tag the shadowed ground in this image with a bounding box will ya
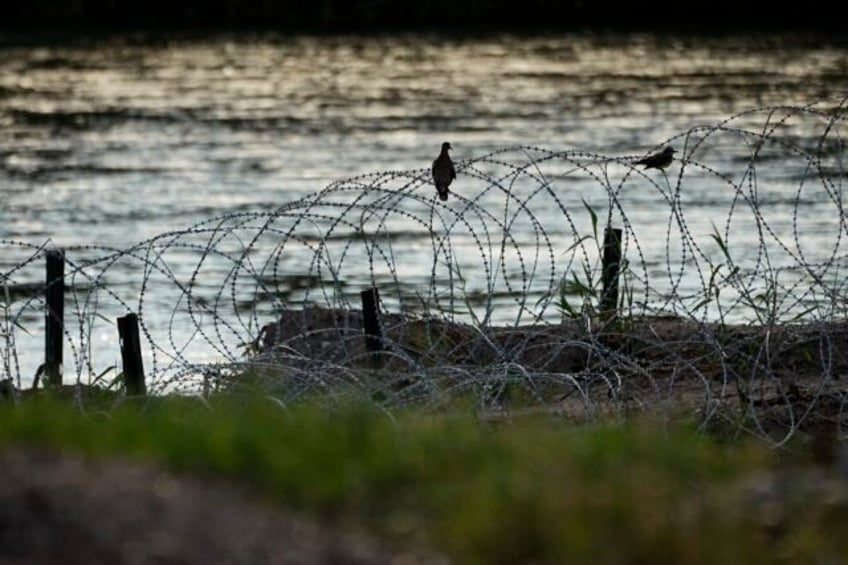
[252,308,848,433]
[0,449,441,565]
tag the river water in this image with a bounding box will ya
[2,32,848,388]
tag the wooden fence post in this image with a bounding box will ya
[599,227,622,318]
[360,288,384,363]
[117,313,146,396]
[44,249,64,387]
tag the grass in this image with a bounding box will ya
[2,394,847,563]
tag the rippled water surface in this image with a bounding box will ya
[2,34,846,241]
[2,32,848,384]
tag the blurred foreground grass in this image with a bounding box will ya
[2,396,847,563]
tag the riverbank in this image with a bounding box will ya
[248,307,848,435]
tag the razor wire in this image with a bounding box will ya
[2,99,848,439]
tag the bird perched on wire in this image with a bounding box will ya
[432,141,456,201]
[634,146,676,170]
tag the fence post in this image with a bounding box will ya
[117,313,146,396]
[360,288,384,364]
[44,249,64,387]
[599,227,622,318]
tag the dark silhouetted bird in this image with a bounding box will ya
[634,146,676,170]
[432,142,456,201]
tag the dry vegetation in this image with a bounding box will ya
[248,307,848,440]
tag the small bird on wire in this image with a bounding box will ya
[432,141,456,202]
[634,146,676,170]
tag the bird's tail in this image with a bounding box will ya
[438,188,448,201]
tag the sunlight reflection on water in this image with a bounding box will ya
[1,32,848,384]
